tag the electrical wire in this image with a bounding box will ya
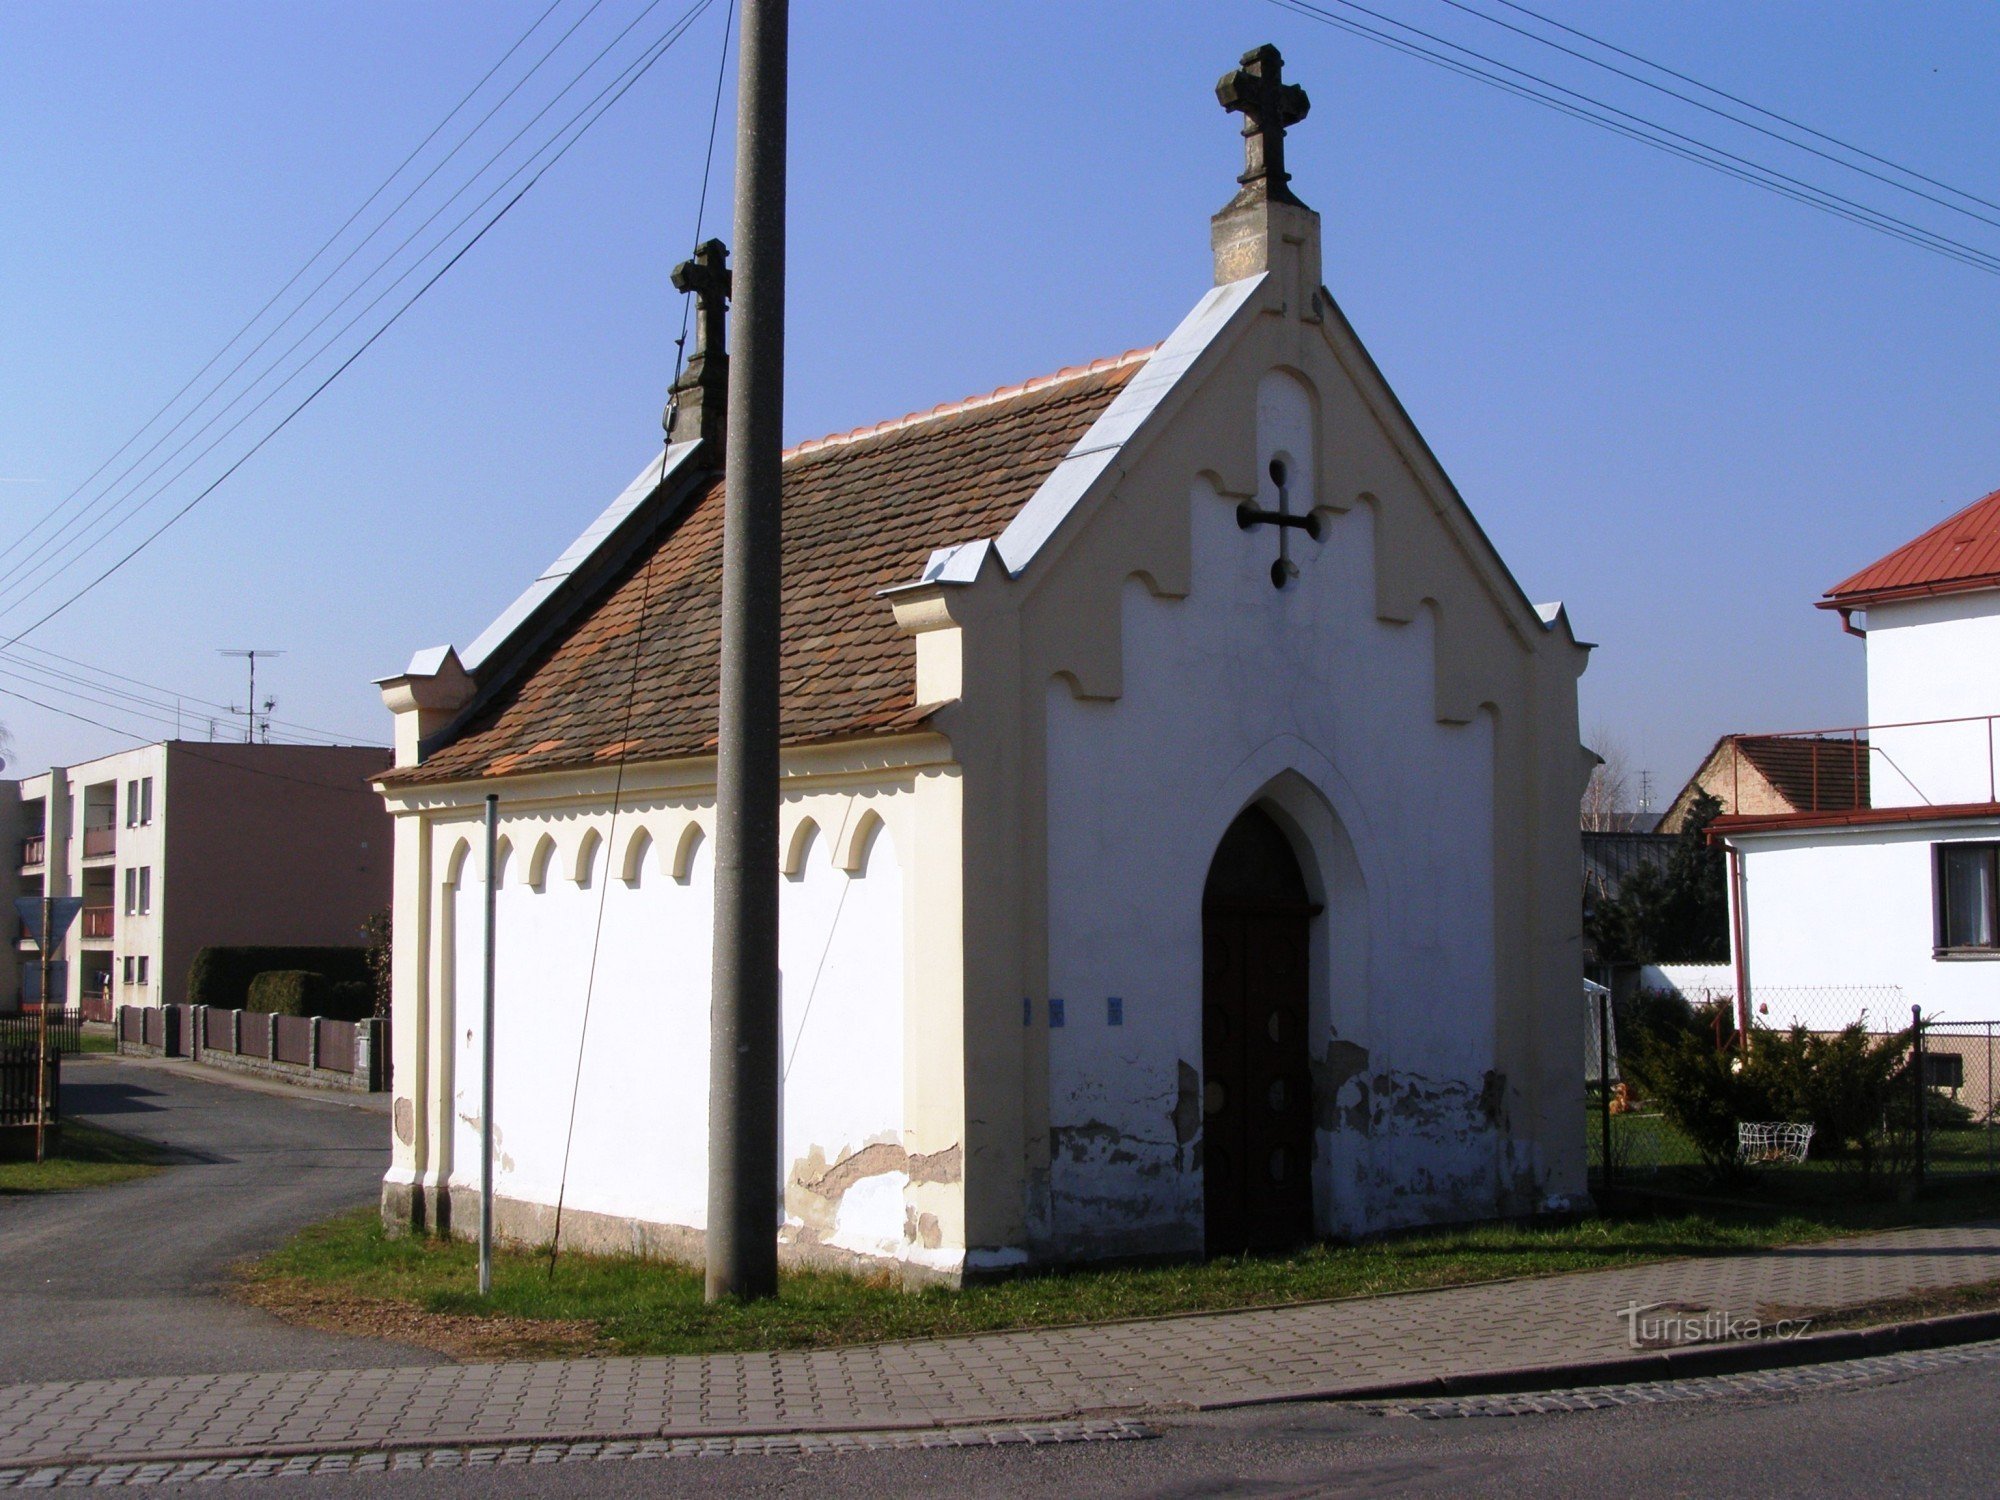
[1269,0,2000,278]
[0,0,717,650]
[547,0,735,1277]
[0,0,683,618]
[1436,0,2000,235]
[0,0,579,579]
[2,641,358,742]
[1485,0,2000,219]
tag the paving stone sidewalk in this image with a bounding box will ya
[4,1221,1998,1468]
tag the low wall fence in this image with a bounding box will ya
[117,1004,386,1093]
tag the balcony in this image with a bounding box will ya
[1706,714,2000,823]
[19,835,44,868]
[81,906,114,941]
[81,827,116,860]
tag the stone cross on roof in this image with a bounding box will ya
[1216,44,1310,207]
[666,238,732,455]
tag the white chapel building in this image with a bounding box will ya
[374,47,1593,1281]
[1714,486,2000,1031]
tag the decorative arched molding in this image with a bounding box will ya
[782,816,820,879]
[667,820,706,883]
[490,834,513,888]
[620,826,653,886]
[526,832,557,892]
[573,827,602,887]
[836,807,891,875]
[441,836,472,890]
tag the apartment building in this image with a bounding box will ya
[0,742,392,1013]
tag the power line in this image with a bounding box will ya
[1269,0,2000,278]
[0,0,679,619]
[1484,0,2000,218]
[1435,0,2000,236]
[0,642,357,742]
[0,0,576,580]
[0,0,718,647]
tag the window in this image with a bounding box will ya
[125,782,137,827]
[121,956,134,985]
[138,867,151,915]
[137,956,149,986]
[140,777,153,826]
[123,868,136,915]
[126,778,153,827]
[1935,843,2000,953]
[123,867,152,916]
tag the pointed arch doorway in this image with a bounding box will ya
[1202,804,1319,1255]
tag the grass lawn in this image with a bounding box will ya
[0,1119,166,1194]
[237,1181,2000,1363]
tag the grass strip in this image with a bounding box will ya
[0,1118,167,1194]
[238,1183,2000,1362]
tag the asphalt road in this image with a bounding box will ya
[0,1054,443,1382]
[204,1352,2000,1498]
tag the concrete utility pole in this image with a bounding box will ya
[707,0,788,1304]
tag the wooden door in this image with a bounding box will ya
[1202,807,1316,1255]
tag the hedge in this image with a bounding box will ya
[187,946,369,1013]
[245,970,327,1019]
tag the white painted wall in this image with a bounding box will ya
[1863,594,2000,808]
[1043,369,1502,1255]
[442,791,911,1266]
[1731,820,2000,1028]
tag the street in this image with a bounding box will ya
[0,1055,438,1382]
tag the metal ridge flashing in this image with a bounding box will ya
[461,440,704,675]
[995,275,1266,576]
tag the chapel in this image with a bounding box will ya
[375,45,1593,1281]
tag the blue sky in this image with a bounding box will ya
[3,2,1999,806]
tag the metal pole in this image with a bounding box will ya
[1912,1004,1926,1192]
[35,895,50,1164]
[480,794,499,1297]
[707,0,787,1304]
[1598,988,1613,1192]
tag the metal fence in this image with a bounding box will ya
[1587,983,2000,1195]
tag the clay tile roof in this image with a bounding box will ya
[1733,734,1871,813]
[1823,486,2000,608]
[388,349,1152,787]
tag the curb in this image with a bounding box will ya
[1201,1306,2000,1409]
[17,1308,2000,1471]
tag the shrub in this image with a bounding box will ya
[245,970,329,1018]
[1621,1009,1760,1176]
[1750,1022,1911,1175]
[187,946,368,1012]
[322,980,374,1023]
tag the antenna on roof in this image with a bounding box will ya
[219,649,284,744]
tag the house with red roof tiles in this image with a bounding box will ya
[371,47,1592,1281]
[1710,488,2000,1036]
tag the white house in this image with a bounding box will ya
[373,46,1593,1282]
[1714,485,2000,1036]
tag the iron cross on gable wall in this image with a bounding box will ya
[1237,458,1321,589]
[1216,44,1310,205]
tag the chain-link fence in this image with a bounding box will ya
[1586,983,2000,1196]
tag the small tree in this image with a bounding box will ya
[362,908,392,1020]
[1587,791,1729,964]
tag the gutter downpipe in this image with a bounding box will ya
[1726,841,1752,1047]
